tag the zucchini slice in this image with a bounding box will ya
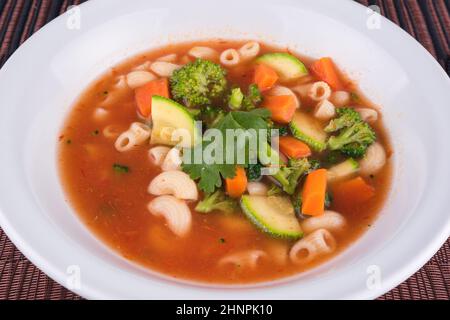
[327,158,359,182]
[290,111,328,152]
[150,96,199,148]
[240,195,303,239]
[256,53,308,81]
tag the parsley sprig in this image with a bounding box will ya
[182,109,271,193]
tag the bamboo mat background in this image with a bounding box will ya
[0,0,449,300]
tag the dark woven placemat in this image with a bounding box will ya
[0,0,449,300]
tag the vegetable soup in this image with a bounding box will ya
[59,40,392,284]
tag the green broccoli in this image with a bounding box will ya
[267,124,289,141]
[272,158,312,195]
[326,107,376,158]
[170,59,228,108]
[327,121,376,158]
[242,84,262,110]
[308,159,321,172]
[267,183,283,196]
[195,190,238,214]
[246,163,262,181]
[325,107,361,133]
[228,88,244,110]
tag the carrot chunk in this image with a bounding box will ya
[225,166,248,198]
[302,169,328,216]
[279,136,312,159]
[332,176,375,206]
[310,57,344,90]
[254,64,278,91]
[135,78,169,118]
[262,95,296,124]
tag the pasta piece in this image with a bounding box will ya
[314,99,336,120]
[114,122,151,152]
[149,146,171,166]
[148,171,198,200]
[188,46,219,60]
[219,250,267,269]
[238,41,260,61]
[150,61,181,77]
[355,108,378,123]
[220,49,240,67]
[308,81,331,101]
[133,61,151,71]
[330,91,351,107]
[247,182,268,196]
[115,131,137,152]
[267,85,300,109]
[92,107,109,121]
[301,211,347,235]
[126,70,156,89]
[147,195,192,237]
[103,125,123,139]
[129,122,152,143]
[112,75,128,90]
[157,53,178,62]
[161,147,182,171]
[359,142,386,176]
[291,83,312,99]
[289,229,336,265]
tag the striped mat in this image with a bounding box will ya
[0,0,449,300]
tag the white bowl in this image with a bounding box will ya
[0,0,449,300]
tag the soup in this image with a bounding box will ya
[59,40,392,284]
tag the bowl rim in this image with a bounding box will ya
[0,0,449,300]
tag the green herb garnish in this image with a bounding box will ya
[113,164,129,174]
[182,109,271,193]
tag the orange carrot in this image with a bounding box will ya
[135,78,169,118]
[332,176,375,206]
[310,57,344,90]
[279,136,312,159]
[302,169,328,216]
[254,64,278,91]
[262,95,296,124]
[225,166,248,198]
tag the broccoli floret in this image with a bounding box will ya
[308,159,321,172]
[292,191,303,218]
[228,87,244,110]
[328,121,376,158]
[170,59,228,108]
[326,107,376,158]
[195,190,238,214]
[242,84,262,110]
[272,158,311,195]
[267,120,289,140]
[246,163,262,181]
[324,150,344,166]
[325,107,361,133]
[267,125,289,141]
[267,183,283,196]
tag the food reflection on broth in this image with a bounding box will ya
[59,40,392,284]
